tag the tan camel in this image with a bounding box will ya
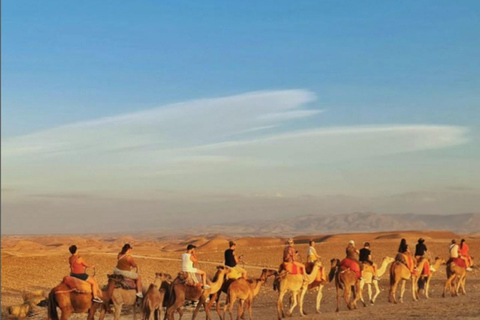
[301,261,328,314]
[359,256,394,305]
[389,256,427,304]
[443,259,467,298]
[98,275,147,320]
[142,273,172,320]
[47,281,105,320]
[165,266,231,320]
[329,258,363,312]
[223,269,277,320]
[417,257,445,299]
[276,259,322,320]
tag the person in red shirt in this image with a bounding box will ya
[459,239,473,271]
[69,245,103,303]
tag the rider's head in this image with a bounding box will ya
[229,241,236,249]
[349,240,355,247]
[288,238,294,246]
[187,244,196,252]
[120,243,132,255]
[69,245,77,255]
[364,242,370,248]
[451,239,457,244]
[309,240,315,246]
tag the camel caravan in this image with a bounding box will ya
[41,237,476,320]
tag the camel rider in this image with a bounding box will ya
[415,238,436,272]
[282,238,308,280]
[459,239,473,271]
[359,242,380,281]
[224,241,247,279]
[346,240,363,280]
[114,244,143,298]
[68,245,103,303]
[182,244,211,289]
[307,240,321,263]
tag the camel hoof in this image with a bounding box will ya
[335,308,339,313]
[316,310,321,314]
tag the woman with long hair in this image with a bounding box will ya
[459,239,473,271]
[113,244,143,297]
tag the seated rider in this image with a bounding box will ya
[415,238,436,273]
[224,241,247,279]
[449,239,459,259]
[113,244,143,298]
[182,244,211,289]
[459,239,473,272]
[359,242,380,281]
[397,238,414,270]
[68,245,103,303]
[346,240,363,280]
[307,240,321,263]
[282,238,308,280]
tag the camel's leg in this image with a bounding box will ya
[287,291,298,316]
[399,280,406,303]
[247,299,253,320]
[389,280,398,304]
[336,286,341,312]
[299,287,308,316]
[412,277,418,301]
[113,304,123,320]
[461,275,467,295]
[315,285,323,313]
[205,293,217,320]
[237,300,244,320]
[425,276,431,299]
[215,292,223,320]
[277,290,286,320]
[443,275,454,298]
[191,296,205,320]
[372,281,380,304]
[344,286,352,310]
[353,282,363,308]
[98,305,107,320]
[359,282,366,305]
[60,309,73,320]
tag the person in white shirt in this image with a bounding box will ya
[449,239,459,258]
[307,240,321,262]
[181,244,211,289]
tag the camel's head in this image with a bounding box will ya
[434,257,447,265]
[383,256,395,264]
[260,268,278,282]
[330,258,340,268]
[155,272,173,282]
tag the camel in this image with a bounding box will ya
[98,274,147,320]
[302,261,328,314]
[359,256,394,305]
[443,259,467,298]
[329,258,363,312]
[389,256,427,304]
[47,280,105,320]
[142,273,172,320]
[275,259,322,320]
[417,257,445,299]
[223,269,277,320]
[165,265,231,320]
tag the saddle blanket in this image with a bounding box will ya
[62,276,92,293]
[447,258,467,268]
[283,262,304,275]
[107,274,136,290]
[340,258,361,279]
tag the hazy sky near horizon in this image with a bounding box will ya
[2,1,480,234]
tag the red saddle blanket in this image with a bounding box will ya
[107,274,137,290]
[340,258,361,279]
[62,276,92,293]
[283,262,304,275]
[447,258,467,268]
[422,260,431,276]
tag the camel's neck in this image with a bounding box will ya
[307,264,321,283]
[208,272,225,293]
[432,260,443,271]
[250,279,264,297]
[377,259,391,277]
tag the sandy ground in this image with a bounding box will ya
[2,231,480,319]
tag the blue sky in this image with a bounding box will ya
[2,1,480,234]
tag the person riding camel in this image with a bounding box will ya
[345,240,363,280]
[415,238,436,273]
[113,244,143,298]
[68,245,103,303]
[396,238,415,272]
[307,240,321,263]
[182,244,211,289]
[459,239,473,271]
[224,241,247,279]
[359,242,380,281]
[281,238,308,280]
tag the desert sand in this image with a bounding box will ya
[2,231,480,319]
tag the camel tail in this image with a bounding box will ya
[47,290,58,320]
[389,264,395,286]
[328,260,338,283]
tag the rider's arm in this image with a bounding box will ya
[78,257,93,268]
[233,251,239,264]
[190,254,199,264]
[128,256,138,268]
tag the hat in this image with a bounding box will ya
[349,240,355,245]
[187,244,197,250]
[288,238,294,244]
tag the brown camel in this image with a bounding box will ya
[47,280,105,320]
[443,259,467,298]
[276,259,322,320]
[359,256,394,305]
[417,257,445,299]
[142,273,172,320]
[389,256,427,304]
[98,275,147,320]
[329,258,363,312]
[165,265,231,320]
[223,269,277,320]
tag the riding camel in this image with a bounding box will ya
[389,256,427,304]
[359,256,394,305]
[142,273,172,320]
[329,258,363,312]
[47,276,105,320]
[275,259,322,320]
[443,258,467,298]
[303,261,328,314]
[223,269,277,320]
[417,257,445,299]
[165,265,231,320]
[98,274,147,320]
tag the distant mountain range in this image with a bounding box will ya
[189,212,480,236]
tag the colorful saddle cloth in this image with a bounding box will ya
[339,258,361,279]
[107,274,136,290]
[305,262,324,282]
[62,276,92,293]
[447,258,467,268]
[282,262,304,275]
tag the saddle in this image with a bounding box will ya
[447,257,467,269]
[175,271,202,287]
[339,258,361,279]
[226,268,243,280]
[107,274,136,290]
[305,262,324,282]
[280,262,304,275]
[62,276,92,293]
